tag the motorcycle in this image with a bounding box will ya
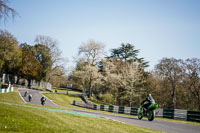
[28,94,32,102]
[41,100,45,105]
[24,91,28,97]
[138,103,158,121]
[41,97,46,105]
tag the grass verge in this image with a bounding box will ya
[43,93,83,108]
[0,92,162,133]
[0,92,24,104]
[51,88,83,94]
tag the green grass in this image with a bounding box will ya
[0,103,163,133]
[0,92,24,104]
[13,87,19,91]
[31,86,46,91]
[43,93,83,108]
[51,88,83,94]
[0,92,163,133]
[52,88,67,93]
[68,90,82,94]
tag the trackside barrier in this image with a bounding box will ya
[187,111,200,122]
[100,105,104,111]
[174,109,187,121]
[0,84,14,93]
[124,107,131,114]
[130,107,138,115]
[163,109,174,119]
[93,104,97,110]
[104,105,109,111]
[156,108,163,117]
[72,101,139,116]
[72,100,200,122]
[108,105,114,112]
[113,106,119,113]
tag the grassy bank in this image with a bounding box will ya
[43,93,83,108]
[0,92,163,133]
[0,92,24,104]
[51,87,83,94]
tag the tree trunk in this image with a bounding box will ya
[169,79,176,109]
[171,86,176,109]
[88,75,93,98]
[27,79,31,89]
[129,94,133,107]
[198,98,200,110]
[114,93,117,105]
[88,81,91,98]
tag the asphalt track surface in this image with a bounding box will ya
[18,89,200,133]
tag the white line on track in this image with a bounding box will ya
[18,91,27,103]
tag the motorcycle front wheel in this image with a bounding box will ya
[138,109,143,120]
[138,113,143,120]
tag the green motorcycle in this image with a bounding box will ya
[138,103,158,121]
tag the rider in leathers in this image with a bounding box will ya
[141,94,155,112]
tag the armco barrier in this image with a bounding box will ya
[108,105,114,112]
[187,111,200,122]
[163,108,174,119]
[93,104,97,110]
[104,105,109,111]
[72,100,200,122]
[118,106,124,114]
[156,108,163,117]
[174,109,187,121]
[130,107,138,115]
[100,105,104,111]
[113,106,119,113]
[124,107,131,114]
[0,84,14,93]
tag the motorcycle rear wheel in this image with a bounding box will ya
[138,109,143,120]
[147,110,155,121]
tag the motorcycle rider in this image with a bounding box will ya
[28,94,32,102]
[24,90,29,97]
[141,94,155,113]
[41,96,46,105]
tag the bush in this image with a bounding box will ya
[98,93,114,105]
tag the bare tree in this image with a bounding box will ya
[78,40,105,66]
[72,62,102,98]
[72,40,105,97]
[101,58,142,106]
[155,58,185,109]
[184,58,200,110]
[0,0,18,23]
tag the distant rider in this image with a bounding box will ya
[141,94,155,111]
[28,94,32,102]
[41,96,46,105]
[24,90,29,97]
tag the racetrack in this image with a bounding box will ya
[18,89,200,133]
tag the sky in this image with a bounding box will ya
[1,0,200,70]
